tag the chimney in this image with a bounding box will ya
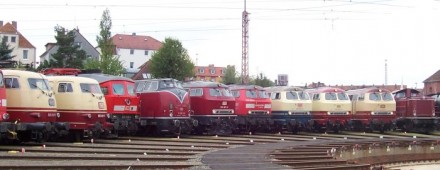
[45,43,56,51]
[12,21,17,29]
[132,32,136,36]
[0,21,3,27]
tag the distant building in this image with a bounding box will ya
[39,29,100,63]
[194,64,226,82]
[131,60,152,80]
[111,33,162,78]
[277,74,288,86]
[0,21,36,68]
[423,69,440,95]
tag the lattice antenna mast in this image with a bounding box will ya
[385,59,388,85]
[241,0,250,84]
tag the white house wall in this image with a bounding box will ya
[117,48,153,70]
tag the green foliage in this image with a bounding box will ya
[150,38,194,81]
[84,8,124,75]
[222,65,239,85]
[0,36,16,68]
[250,73,274,87]
[38,25,88,70]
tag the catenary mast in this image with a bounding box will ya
[241,0,249,84]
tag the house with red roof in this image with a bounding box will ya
[111,33,162,77]
[0,21,36,68]
[194,64,226,82]
[423,69,440,95]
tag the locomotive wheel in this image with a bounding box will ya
[403,121,414,132]
[36,130,49,143]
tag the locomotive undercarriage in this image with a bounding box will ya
[234,115,274,134]
[348,119,394,133]
[313,119,347,133]
[395,117,438,134]
[15,122,53,142]
[110,115,139,136]
[0,122,17,142]
[271,113,313,134]
[191,116,236,135]
[138,118,197,136]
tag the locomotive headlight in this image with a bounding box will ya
[248,111,252,114]
[48,98,55,106]
[288,111,292,115]
[433,112,436,117]
[413,112,416,116]
[390,112,393,115]
[307,112,310,115]
[245,104,255,108]
[371,112,375,115]
[327,112,331,115]
[2,113,9,120]
[264,104,271,109]
[231,110,234,114]
[56,112,61,118]
[212,110,216,114]
[169,110,174,117]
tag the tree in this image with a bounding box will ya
[222,65,239,85]
[150,38,195,81]
[38,26,88,70]
[0,36,16,68]
[251,73,274,87]
[84,8,124,75]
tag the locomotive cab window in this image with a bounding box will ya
[127,84,136,96]
[286,91,298,100]
[209,88,222,96]
[112,84,125,95]
[101,87,109,95]
[0,73,4,87]
[298,92,310,100]
[58,83,73,93]
[313,94,320,100]
[258,90,269,99]
[325,93,337,100]
[189,88,203,96]
[382,93,394,101]
[271,92,281,100]
[5,77,19,88]
[28,78,50,91]
[222,89,233,97]
[80,83,102,93]
[369,93,381,101]
[246,90,257,98]
[231,90,240,97]
[337,93,349,100]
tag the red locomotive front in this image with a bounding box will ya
[0,70,15,141]
[394,88,437,133]
[229,85,272,133]
[135,78,196,135]
[183,81,236,135]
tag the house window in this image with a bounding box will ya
[76,42,82,49]
[23,50,28,60]
[221,69,225,74]
[145,50,149,55]
[11,36,16,43]
[130,49,134,55]
[130,62,134,68]
[210,69,216,74]
[3,36,8,42]
[199,68,204,73]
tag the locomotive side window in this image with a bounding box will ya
[209,88,222,96]
[298,92,310,100]
[189,88,203,96]
[58,83,73,93]
[0,73,4,87]
[313,94,320,100]
[127,84,136,96]
[101,87,108,95]
[271,92,280,100]
[358,94,365,101]
[4,78,19,88]
[28,78,50,90]
[246,90,257,98]
[112,84,125,95]
[325,93,337,100]
[286,91,298,100]
[337,93,349,100]
[394,92,405,98]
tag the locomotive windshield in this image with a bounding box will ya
[222,89,233,97]
[325,93,337,100]
[127,84,136,96]
[258,90,269,99]
[80,83,102,94]
[0,73,4,87]
[209,88,233,97]
[286,91,299,100]
[246,90,257,98]
[382,93,394,101]
[337,93,349,100]
[298,92,310,100]
[112,84,124,95]
[28,78,50,91]
[369,93,381,101]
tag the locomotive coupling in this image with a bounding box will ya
[7,130,17,140]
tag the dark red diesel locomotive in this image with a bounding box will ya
[135,78,196,135]
[183,81,236,135]
[393,88,437,133]
[229,85,273,133]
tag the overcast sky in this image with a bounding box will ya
[1,0,439,88]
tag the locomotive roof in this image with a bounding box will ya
[47,76,99,84]
[304,86,345,93]
[77,74,134,83]
[265,86,304,92]
[182,81,228,88]
[135,78,176,82]
[3,69,47,78]
[391,88,420,94]
[228,84,264,90]
[346,87,391,94]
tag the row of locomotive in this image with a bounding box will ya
[0,68,437,143]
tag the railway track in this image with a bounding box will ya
[1,132,440,169]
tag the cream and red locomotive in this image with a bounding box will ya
[183,81,236,135]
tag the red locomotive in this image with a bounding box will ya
[229,85,273,133]
[77,73,140,135]
[3,70,61,142]
[393,88,437,133]
[135,78,196,135]
[306,87,352,133]
[347,87,396,133]
[183,81,236,135]
[0,70,16,141]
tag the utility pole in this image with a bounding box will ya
[241,0,249,84]
[385,59,388,85]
